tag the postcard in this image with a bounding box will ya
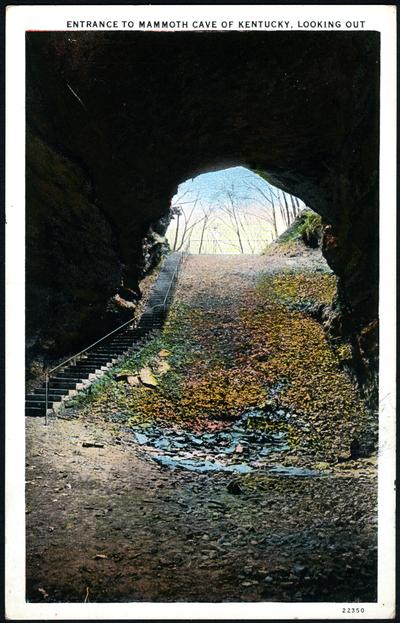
[5,4,396,620]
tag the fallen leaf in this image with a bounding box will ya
[93,554,108,560]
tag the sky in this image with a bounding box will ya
[167,166,304,254]
[171,166,266,207]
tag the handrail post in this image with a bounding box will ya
[45,373,49,426]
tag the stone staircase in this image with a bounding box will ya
[25,252,184,417]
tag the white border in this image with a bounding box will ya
[5,4,396,620]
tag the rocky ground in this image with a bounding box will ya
[26,247,377,603]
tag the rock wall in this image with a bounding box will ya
[26,31,379,396]
[26,129,125,359]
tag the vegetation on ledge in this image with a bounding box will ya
[264,209,323,255]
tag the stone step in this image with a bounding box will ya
[49,378,83,389]
[94,345,126,352]
[110,335,134,341]
[26,252,184,416]
[26,399,55,408]
[137,327,148,339]
[82,360,113,368]
[92,351,125,358]
[26,394,62,403]
[25,406,45,416]
[84,354,116,361]
[57,368,101,377]
[34,388,68,396]
[79,365,111,371]
[54,374,90,382]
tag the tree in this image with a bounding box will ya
[243,176,280,239]
[197,203,215,254]
[248,172,304,233]
[169,194,212,252]
[168,169,304,254]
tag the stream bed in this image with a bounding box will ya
[117,409,328,477]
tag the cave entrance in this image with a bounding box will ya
[166,166,305,254]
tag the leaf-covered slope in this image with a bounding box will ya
[75,255,375,462]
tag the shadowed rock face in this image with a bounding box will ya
[26,31,379,395]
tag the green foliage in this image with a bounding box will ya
[253,169,277,186]
[265,209,323,251]
[276,225,303,244]
[66,370,116,408]
[75,268,369,459]
[244,274,369,456]
[297,210,322,248]
[266,270,337,306]
[263,239,303,256]
[335,342,353,363]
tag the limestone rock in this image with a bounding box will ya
[139,367,158,388]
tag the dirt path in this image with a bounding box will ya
[26,252,377,603]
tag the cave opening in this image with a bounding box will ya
[20,26,386,604]
[165,166,306,255]
[24,29,380,403]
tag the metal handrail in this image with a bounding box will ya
[44,249,188,424]
[47,316,136,377]
[151,248,188,314]
[44,315,136,425]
